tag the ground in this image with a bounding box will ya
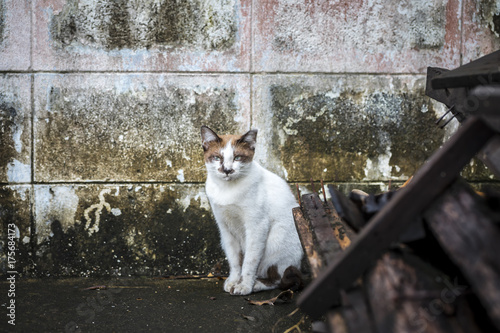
[1,277,312,333]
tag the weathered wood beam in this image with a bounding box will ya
[324,200,354,250]
[301,193,342,266]
[297,117,497,318]
[339,287,374,333]
[366,251,482,333]
[293,207,323,279]
[425,181,500,331]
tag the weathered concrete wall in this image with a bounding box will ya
[1,0,499,277]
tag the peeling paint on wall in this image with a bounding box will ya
[50,0,237,52]
[254,75,445,182]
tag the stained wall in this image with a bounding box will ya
[1,0,499,277]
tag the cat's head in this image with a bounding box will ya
[200,126,257,181]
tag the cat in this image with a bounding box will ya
[200,126,304,295]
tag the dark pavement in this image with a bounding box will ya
[1,277,312,332]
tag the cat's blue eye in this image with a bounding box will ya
[213,156,221,162]
[234,156,242,161]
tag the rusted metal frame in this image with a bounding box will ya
[427,81,500,179]
[430,50,500,89]
[425,67,466,125]
[297,116,497,319]
[424,181,500,331]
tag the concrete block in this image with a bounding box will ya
[32,183,224,277]
[462,0,500,63]
[0,186,32,276]
[33,0,251,71]
[0,0,31,70]
[0,75,31,183]
[253,0,462,73]
[252,74,447,182]
[34,74,250,182]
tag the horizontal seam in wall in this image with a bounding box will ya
[0,70,428,76]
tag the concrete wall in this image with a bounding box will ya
[1,0,499,277]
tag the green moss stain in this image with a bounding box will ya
[34,185,224,277]
[105,0,133,50]
[480,0,500,37]
[461,157,497,181]
[50,0,237,51]
[269,82,445,182]
[0,94,18,177]
[0,186,32,275]
[38,81,240,182]
[154,0,199,48]
[410,5,446,49]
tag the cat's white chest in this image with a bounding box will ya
[205,172,260,208]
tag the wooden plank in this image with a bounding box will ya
[341,287,374,333]
[297,117,497,318]
[366,251,482,333]
[425,181,500,331]
[325,200,354,250]
[293,207,323,279]
[302,193,341,266]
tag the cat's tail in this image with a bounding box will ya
[278,266,304,291]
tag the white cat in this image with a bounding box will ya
[201,126,303,295]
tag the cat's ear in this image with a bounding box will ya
[201,126,221,151]
[237,129,258,150]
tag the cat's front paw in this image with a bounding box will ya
[224,276,240,293]
[230,282,253,295]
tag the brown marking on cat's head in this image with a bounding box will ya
[200,126,257,181]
